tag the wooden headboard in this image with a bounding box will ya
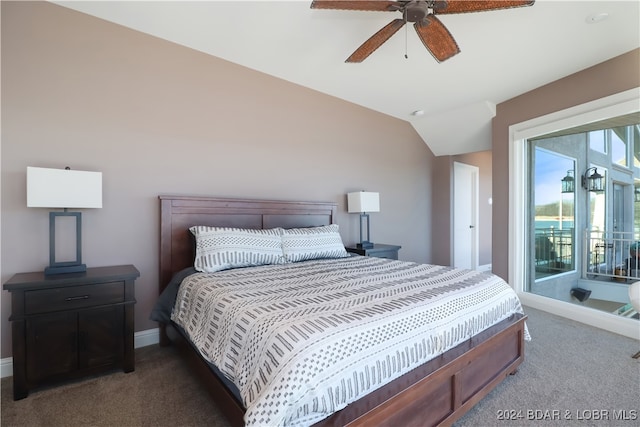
[158,195,338,293]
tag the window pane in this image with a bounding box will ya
[534,148,575,279]
[589,167,606,232]
[631,125,640,167]
[589,130,606,153]
[611,128,627,167]
[635,179,640,236]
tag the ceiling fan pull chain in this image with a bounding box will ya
[404,12,408,59]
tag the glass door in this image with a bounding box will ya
[525,119,640,318]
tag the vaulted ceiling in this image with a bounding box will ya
[54,1,640,156]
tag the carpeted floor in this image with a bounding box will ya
[1,344,229,427]
[455,307,640,427]
[2,306,639,427]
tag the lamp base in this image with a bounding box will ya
[357,242,374,249]
[45,264,87,276]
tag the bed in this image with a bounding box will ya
[155,195,528,427]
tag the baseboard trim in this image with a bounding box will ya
[0,357,13,379]
[519,293,640,340]
[477,263,492,272]
[134,327,160,348]
[0,327,160,379]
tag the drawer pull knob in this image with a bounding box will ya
[65,295,90,301]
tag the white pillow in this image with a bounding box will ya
[281,224,349,263]
[189,226,284,273]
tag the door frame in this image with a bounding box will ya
[453,161,479,270]
[508,88,639,339]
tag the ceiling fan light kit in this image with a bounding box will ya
[311,0,535,63]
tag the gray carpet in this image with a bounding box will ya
[1,343,228,426]
[455,307,640,427]
[2,306,639,427]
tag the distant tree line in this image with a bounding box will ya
[535,201,575,217]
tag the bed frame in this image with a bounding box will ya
[158,195,527,427]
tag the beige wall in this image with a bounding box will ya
[453,151,493,267]
[430,151,493,267]
[430,156,452,266]
[1,2,436,358]
[492,49,640,281]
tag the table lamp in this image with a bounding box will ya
[27,166,102,275]
[347,191,380,249]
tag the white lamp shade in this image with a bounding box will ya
[348,191,380,213]
[27,166,102,208]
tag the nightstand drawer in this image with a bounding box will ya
[371,250,398,260]
[345,244,401,260]
[24,282,124,315]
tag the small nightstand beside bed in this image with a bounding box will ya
[152,195,529,427]
[4,265,139,400]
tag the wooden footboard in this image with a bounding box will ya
[162,313,526,427]
[313,313,526,427]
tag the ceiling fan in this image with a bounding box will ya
[310,0,535,63]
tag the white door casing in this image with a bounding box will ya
[509,87,640,339]
[453,162,479,270]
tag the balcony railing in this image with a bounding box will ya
[584,229,640,282]
[535,227,574,276]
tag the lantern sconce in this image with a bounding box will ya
[561,170,575,193]
[581,167,604,193]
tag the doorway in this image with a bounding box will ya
[453,162,479,270]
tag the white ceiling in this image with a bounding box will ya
[54,0,640,156]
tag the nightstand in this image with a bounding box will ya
[345,244,401,260]
[3,264,139,400]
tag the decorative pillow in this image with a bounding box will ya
[189,226,284,273]
[281,224,349,263]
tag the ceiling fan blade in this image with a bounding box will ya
[346,18,406,62]
[414,15,460,62]
[310,1,400,12]
[433,0,535,14]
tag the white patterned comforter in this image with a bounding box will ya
[171,256,529,427]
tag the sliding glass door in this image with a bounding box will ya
[526,119,640,317]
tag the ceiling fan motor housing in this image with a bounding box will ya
[405,2,428,22]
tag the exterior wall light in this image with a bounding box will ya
[581,167,604,193]
[561,170,575,193]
